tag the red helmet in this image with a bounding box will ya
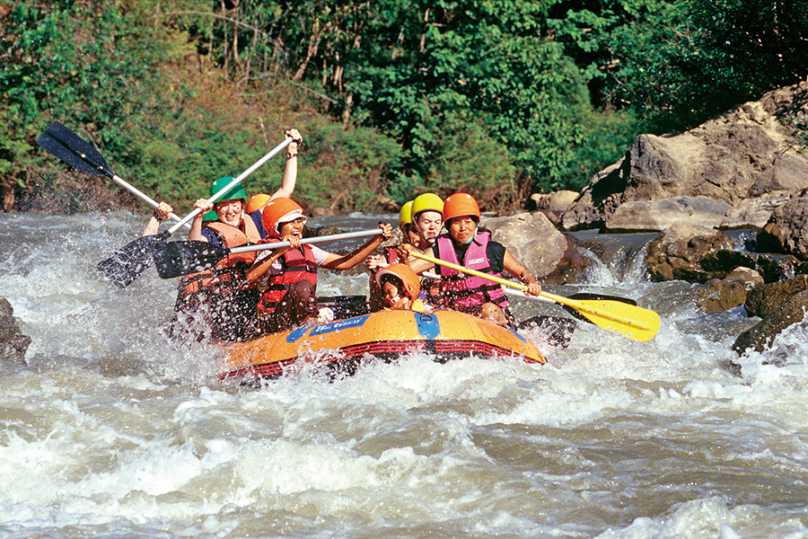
[375,263,421,301]
[443,193,480,223]
[262,197,305,234]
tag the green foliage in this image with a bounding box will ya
[3,0,805,215]
[603,0,808,133]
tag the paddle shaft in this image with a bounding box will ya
[228,229,382,255]
[167,137,292,234]
[108,174,188,229]
[407,250,653,331]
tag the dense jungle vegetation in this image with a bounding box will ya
[1,0,806,214]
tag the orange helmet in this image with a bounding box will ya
[443,192,480,223]
[375,263,421,300]
[262,197,305,234]
[246,193,272,214]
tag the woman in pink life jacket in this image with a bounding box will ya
[399,192,541,327]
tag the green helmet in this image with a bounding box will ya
[209,176,247,204]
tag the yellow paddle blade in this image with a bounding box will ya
[541,292,660,342]
[408,249,661,342]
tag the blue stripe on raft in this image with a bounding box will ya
[508,326,528,343]
[287,315,371,343]
[415,312,441,339]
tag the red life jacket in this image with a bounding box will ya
[257,238,318,314]
[435,230,509,310]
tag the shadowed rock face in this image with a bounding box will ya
[561,80,808,232]
[0,298,31,365]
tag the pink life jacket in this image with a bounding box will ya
[435,230,509,311]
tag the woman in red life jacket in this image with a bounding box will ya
[246,198,392,334]
[399,193,541,327]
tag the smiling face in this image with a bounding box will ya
[278,216,307,240]
[449,216,477,244]
[214,199,244,227]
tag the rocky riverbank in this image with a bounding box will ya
[505,78,808,359]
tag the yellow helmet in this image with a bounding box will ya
[411,193,444,221]
[399,200,414,227]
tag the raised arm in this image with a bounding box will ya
[142,202,174,237]
[270,128,303,200]
[187,198,213,242]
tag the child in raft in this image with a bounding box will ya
[375,263,427,312]
[245,197,392,335]
[399,192,542,328]
[366,193,445,311]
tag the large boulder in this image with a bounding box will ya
[561,80,808,231]
[0,298,30,366]
[484,212,589,284]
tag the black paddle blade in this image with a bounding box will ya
[153,240,229,279]
[562,292,637,324]
[36,122,113,178]
[517,315,577,349]
[97,232,168,287]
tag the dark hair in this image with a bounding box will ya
[379,274,403,290]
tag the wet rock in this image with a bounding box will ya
[696,279,748,314]
[743,274,808,318]
[485,211,590,283]
[756,195,808,259]
[723,266,765,289]
[0,298,31,365]
[645,223,734,283]
[700,250,801,284]
[732,289,808,355]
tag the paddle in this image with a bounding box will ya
[407,250,660,342]
[154,229,384,279]
[37,122,189,227]
[97,136,290,287]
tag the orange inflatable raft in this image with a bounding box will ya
[220,309,546,382]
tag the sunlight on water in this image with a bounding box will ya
[1,214,808,538]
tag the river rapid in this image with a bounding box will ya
[1,211,807,539]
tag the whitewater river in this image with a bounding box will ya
[1,211,806,539]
